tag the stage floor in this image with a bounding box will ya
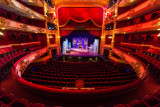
[64,50,99,56]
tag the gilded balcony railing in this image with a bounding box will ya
[0,0,45,20]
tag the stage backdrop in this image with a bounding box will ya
[60,30,101,52]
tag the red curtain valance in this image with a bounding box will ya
[60,30,101,37]
[60,30,73,37]
[58,7,103,27]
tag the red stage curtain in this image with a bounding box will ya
[60,30,73,37]
[89,30,101,37]
[58,7,103,27]
[90,7,103,27]
[71,8,90,22]
[58,8,70,26]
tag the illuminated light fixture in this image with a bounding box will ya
[0,32,3,36]
[124,32,126,34]
[35,32,37,33]
[158,29,160,31]
[1,28,5,30]
[108,36,112,39]
[128,17,131,19]
[31,16,34,18]
[130,0,134,2]
[49,35,53,38]
[158,33,160,37]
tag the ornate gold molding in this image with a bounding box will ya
[148,0,160,7]
[37,28,45,33]
[19,59,29,74]
[20,24,29,31]
[127,9,135,17]
[130,61,141,77]
[0,17,10,28]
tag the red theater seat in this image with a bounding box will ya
[142,95,160,106]
[9,98,30,107]
[0,93,18,104]
[114,104,126,107]
[30,103,46,107]
[128,100,150,107]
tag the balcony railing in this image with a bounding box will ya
[0,0,45,20]
[0,17,56,34]
[105,18,160,35]
[21,0,43,7]
[106,0,160,24]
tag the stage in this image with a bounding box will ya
[64,48,99,56]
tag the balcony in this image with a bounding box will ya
[0,0,45,20]
[118,0,160,21]
[106,0,160,24]
[105,18,160,34]
[0,17,56,34]
[21,0,43,7]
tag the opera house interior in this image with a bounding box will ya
[0,0,160,107]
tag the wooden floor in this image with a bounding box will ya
[0,71,160,107]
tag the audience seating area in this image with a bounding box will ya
[0,88,46,107]
[22,60,138,89]
[120,43,160,81]
[0,43,41,80]
[114,89,160,107]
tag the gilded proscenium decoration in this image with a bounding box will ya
[19,60,29,75]
[0,17,10,28]
[130,62,141,77]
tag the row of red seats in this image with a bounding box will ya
[22,60,138,88]
[0,43,41,79]
[119,43,160,81]
[0,88,45,107]
[114,89,160,107]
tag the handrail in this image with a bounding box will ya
[0,41,40,49]
[112,48,148,79]
[12,47,148,98]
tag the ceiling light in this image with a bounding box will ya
[158,29,160,31]
[158,33,160,37]
[1,28,5,30]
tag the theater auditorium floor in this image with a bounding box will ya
[0,72,160,107]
